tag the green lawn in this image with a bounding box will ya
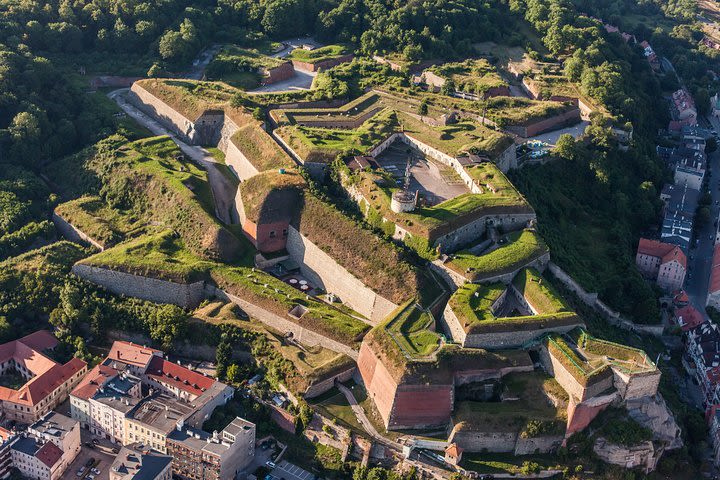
[385,303,441,358]
[446,230,548,281]
[288,44,348,63]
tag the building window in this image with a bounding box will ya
[269,230,276,238]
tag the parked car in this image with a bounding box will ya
[86,458,95,467]
[76,466,86,477]
[84,442,95,449]
[91,467,101,475]
[266,461,276,469]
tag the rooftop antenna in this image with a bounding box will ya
[403,153,412,192]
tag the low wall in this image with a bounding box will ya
[304,366,357,399]
[547,262,663,337]
[72,264,205,309]
[212,288,358,360]
[52,213,104,251]
[432,213,536,253]
[448,430,518,453]
[506,108,582,138]
[261,62,295,85]
[514,435,563,455]
[463,322,581,350]
[291,54,354,73]
[286,226,397,324]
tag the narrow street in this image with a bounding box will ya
[108,88,239,225]
[684,116,720,317]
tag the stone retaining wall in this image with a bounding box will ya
[128,83,199,144]
[285,226,397,324]
[291,54,355,73]
[449,426,562,454]
[72,264,205,309]
[304,365,357,399]
[505,108,582,138]
[52,213,104,251]
[211,287,359,360]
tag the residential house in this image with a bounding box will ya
[708,245,720,311]
[674,305,705,332]
[636,238,687,291]
[686,322,720,406]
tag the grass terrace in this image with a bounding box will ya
[568,328,657,375]
[80,230,369,346]
[134,79,238,122]
[239,170,305,223]
[513,268,569,314]
[287,44,349,64]
[453,371,568,434]
[485,96,576,127]
[294,195,422,305]
[427,59,507,94]
[544,334,614,387]
[398,111,513,159]
[275,107,399,163]
[384,302,442,359]
[272,92,383,127]
[54,196,145,248]
[206,45,287,90]
[230,122,296,172]
[445,230,547,281]
[447,269,581,335]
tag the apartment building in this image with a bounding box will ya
[28,412,81,475]
[636,238,687,291]
[166,417,255,480]
[110,445,173,480]
[0,331,87,424]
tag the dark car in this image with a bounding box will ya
[85,458,95,467]
[84,442,95,449]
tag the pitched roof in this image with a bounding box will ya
[445,443,463,457]
[35,441,63,468]
[71,364,118,400]
[637,238,687,268]
[0,332,86,406]
[144,356,214,397]
[709,244,720,295]
[107,341,161,369]
[675,305,705,331]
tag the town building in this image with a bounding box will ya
[0,331,87,423]
[674,152,706,191]
[444,443,463,466]
[110,445,173,480]
[0,428,15,479]
[708,245,720,311]
[71,341,232,452]
[10,435,65,480]
[685,322,720,406]
[28,412,81,476]
[125,394,196,453]
[635,238,687,291]
[669,88,697,131]
[674,305,705,332]
[166,417,255,480]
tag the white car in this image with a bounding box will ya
[266,461,276,469]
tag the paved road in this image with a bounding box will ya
[336,383,400,451]
[684,117,720,315]
[108,88,238,224]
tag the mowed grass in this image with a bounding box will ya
[446,230,548,281]
[288,44,348,63]
[385,303,441,358]
[453,371,567,434]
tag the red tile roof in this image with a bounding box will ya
[445,443,463,457]
[637,238,687,269]
[675,305,705,331]
[71,364,118,400]
[107,341,161,369]
[145,356,214,397]
[35,441,63,468]
[17,331,58,352]
[0,332,86,406]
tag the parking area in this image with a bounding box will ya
[61,445,114,480]
[269,460,316,480]
[376,141,468,205]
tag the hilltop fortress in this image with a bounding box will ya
[64,79,677,461]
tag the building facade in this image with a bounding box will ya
[636,238,687,291]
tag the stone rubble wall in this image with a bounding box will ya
[285,226,397,324]
[513,435,564,455]
[613,368,661,401]
[52,212,104,251]
[72,264,205,309]
[212,287,359,360]
[448,430,518,453]
[303,365,357,399]
[593,437,660,473]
